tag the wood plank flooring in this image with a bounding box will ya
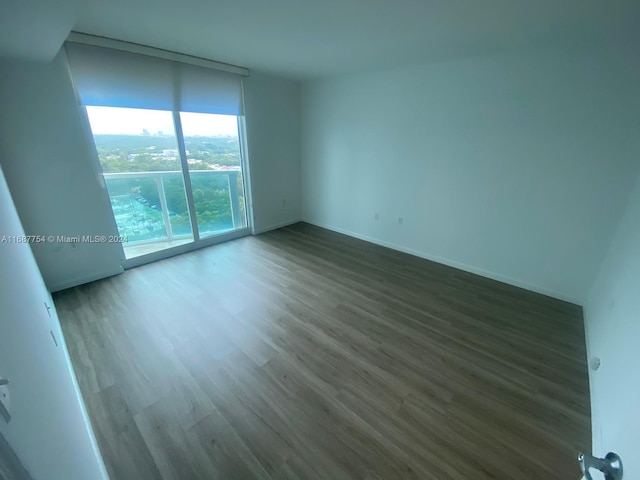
[53,223,590,480]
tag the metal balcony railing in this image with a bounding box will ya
[102,169,244,246]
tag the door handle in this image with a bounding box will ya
[578,451,623,480]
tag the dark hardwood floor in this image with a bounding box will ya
[53,222,590,480]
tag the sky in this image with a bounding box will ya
[86,106,239,136]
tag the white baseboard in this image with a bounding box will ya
[48,265,124,292]
[303,218,583,306]
[253,218,301,235]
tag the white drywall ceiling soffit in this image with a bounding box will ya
[0,0,84,61]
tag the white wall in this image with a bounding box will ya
[0,51,124,292]
[0,165,108,480]
[301,46,640,303]
[244,71,302,233]
[585,169,640,475]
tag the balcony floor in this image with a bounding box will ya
[124,237,194,259]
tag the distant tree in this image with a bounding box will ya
[94,134,241,234]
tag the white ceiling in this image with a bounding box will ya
[2,0,639,78]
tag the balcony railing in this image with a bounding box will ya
[103,169,245,251]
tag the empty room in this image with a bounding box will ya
[1,0,639,479]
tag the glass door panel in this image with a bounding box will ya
[179,112,248,238]
[86,106,194,259]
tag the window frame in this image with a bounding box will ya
[80,105,254,269]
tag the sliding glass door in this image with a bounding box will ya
[180,112,248,237]
[85,106,249,261]
[66,40,250,265]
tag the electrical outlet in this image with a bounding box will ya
[0,380,10,423]
[374,213,379,220]
[398,217,404,225]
